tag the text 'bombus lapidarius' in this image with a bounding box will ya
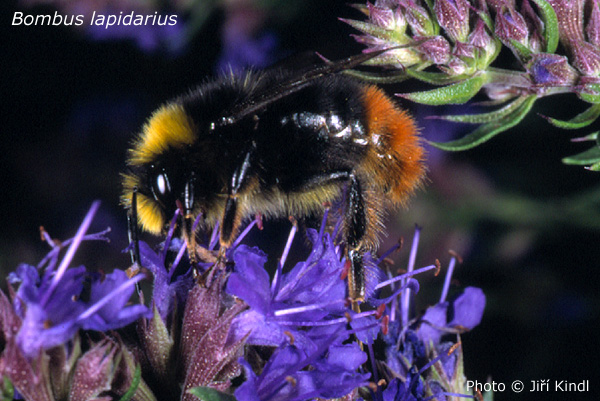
[122,52,426,304]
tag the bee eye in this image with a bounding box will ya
[156,173,169,195]
[151,171,171,204]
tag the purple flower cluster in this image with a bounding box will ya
[226,216,373,401]
[344,0,600,169]
[0,204,486,401]
[6,202,149,358]
[0,202,151,400]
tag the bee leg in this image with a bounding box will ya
[220,150,253,247]
[220,195,239,246]
[127,187,141,268]
[182,178,198,264]
[345,173,367,310]
[291,170,368,306]
[126,188,142,285]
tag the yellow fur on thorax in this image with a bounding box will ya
[128,103,196,166]
[121,174,165,234]
[122,103,196,234]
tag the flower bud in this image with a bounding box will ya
[444,57,470,76]
[570,40,600,76]
[520,0,544,52]
[415,35,451,64]
[547,0,585,45]
[494,5,529,47]
[587,0,600,47]
[368,2,399,29]
[69,339,119,401]
[451,42,477,74]
[526,53,578,86]
[468,19,499,68]
[405,2,435,37]
[434,0,470,42]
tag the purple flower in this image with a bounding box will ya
[417,286,486,347]
[226,224,351,352]
[8,201,149,358]
[79,269,150,331]
[137,236,195,322]
[382,375,425,401]
[377,229,484,400]
[235,338,369,401]
[416,252,486,349]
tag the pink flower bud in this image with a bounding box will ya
[495,5,529,46]
[434,0,471,42]
[527,53,578,86]
[415,35,451,64]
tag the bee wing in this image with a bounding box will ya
[215,48,395,127]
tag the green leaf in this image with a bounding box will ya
[477,11,495,31]
[578,83,600,104]
[428,95,536,151]
[1,377,14,401]
[572,131,599,142]
[343,69,409,84]
[531,0,559,53]
[544,103,600,129]
[439,96,530,124]
[589,161,600,171]
[341,18,406,43]
[400,74,488,105]
[405,69,467,85]
[118,364,142,401]
[421,0,440,35]
[509,39,533,60]
[188,387,237,401]
[562,145,600,165]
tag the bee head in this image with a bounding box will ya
[122,103,198,234]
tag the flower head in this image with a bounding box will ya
[343,0,600,164]
[1,202,152,400]
[2,197,487,401]
[6,201,149,359]
[235,339,369,401]
[226,221,357,352]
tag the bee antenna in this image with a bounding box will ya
[215,47,401,127]
[127,187,141,267]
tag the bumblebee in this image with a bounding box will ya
[122,51,425,303]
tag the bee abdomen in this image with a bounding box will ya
[359,85,426,207]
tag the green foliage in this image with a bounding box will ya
[429,96,536,151]
[118,364,142,401]
[1,377,14,401]
[531,0,559,53]
[562,132,600,170]
[544,104,600,129]
[188,387,237,401]
[346,0,600,171]
[400,74,489,105]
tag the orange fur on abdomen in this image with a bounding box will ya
[360,85,426,206]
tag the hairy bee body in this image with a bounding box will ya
[123,57,425,302]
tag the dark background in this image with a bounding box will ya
[2,0,599,400]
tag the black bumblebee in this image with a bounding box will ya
[122,51,425,304]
